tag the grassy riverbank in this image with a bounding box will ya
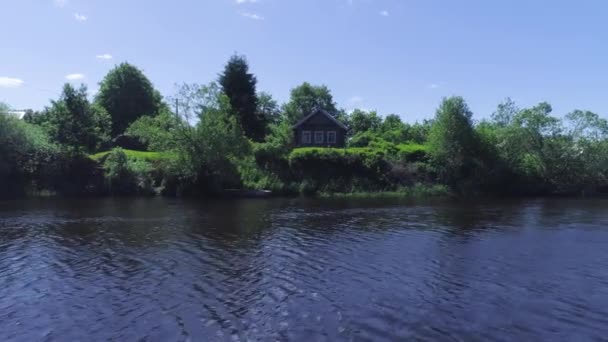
[3,56,608,200]
[318,184,451,199]
[89,149,171,162]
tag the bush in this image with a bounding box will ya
[396,143,428,162]
[0,107,59,197]
[289,147,391,193]
[125,109,182,151]
[103,148,156,195]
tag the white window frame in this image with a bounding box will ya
[302,131,311,144]
[327,131,337,144]
[314,131,324,144]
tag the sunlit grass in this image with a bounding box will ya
[89,149,172,162]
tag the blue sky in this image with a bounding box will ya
[1,0,607,122]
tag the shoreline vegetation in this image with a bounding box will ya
[3,55,608,200]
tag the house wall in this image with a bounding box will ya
[294,113,346,147]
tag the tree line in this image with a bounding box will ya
[1,54,607,198]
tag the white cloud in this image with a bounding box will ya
[236,0,258,3]
[0,77,25,88]
[428,82,446,89]
[240,12,264,20]
[349,96,363,103]
[74,13,87,22]
[380,10,389,16]
[54,0,67,7]
[65,73,85,80]
[96,54,113,60]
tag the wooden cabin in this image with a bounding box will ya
[292,109,348,148]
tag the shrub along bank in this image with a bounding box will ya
[5,56,608,199]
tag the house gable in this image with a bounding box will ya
[292,109,347,147]
[292,109,347,131]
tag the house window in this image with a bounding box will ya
[314,131,324,144]
[302,131,311,144]
[327,131,337,144]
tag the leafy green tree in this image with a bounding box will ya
[566,110,608,141]
[563,110,608,193]
[219,55,266,141]
[378,114,412,143]
[282,82,337,123]
[491,98,519,127]
[257,91,281,126]
[171,83,250,192]
[0,103,57,197]
[126,108,183,151]
[408,120,433,144]
[428,97,480,188]
[349,109,382,135]
[45,84,111,152]
[381,114,404,132]
[485,100,570,193]
[95,62,163,136]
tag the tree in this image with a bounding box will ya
[381,114,404,132]
[0,103,56,197]
[408,120,433,144]
[349,109,382,135]
[282,82,337,123]
[45,84,111,152]
[428,97,480,188]
[171,83,250,192]
[566,110,608,141]
[218,54,266,141]
[257,91,281,126]
[491,98,519,127]
[563,110,608,193]
[126,108,183,151]
[95,62,163,137]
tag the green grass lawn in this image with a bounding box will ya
[89,149,172,162]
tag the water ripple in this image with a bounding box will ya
[1,198,608,341]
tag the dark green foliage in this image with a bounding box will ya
[407,120,433,144]
[219,55,266,141]
[6,54,608,199]
[42,151,104,196]
[0,104,58,197]
[126,108,182,151]
[95,63,163,137]
[42,84,111,152]
[348,109,382,135]
[395,144,428,163]
[168,83,250,195]
[102,148,157,196]
[289,148,393,193]
[283,82,338,123]
[428,97,483,191]
[257,92,281,127]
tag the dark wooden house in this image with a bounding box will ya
[292,109,348,148]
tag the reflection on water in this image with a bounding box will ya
[1,197,608,341]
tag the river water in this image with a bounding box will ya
[1,198,607,341]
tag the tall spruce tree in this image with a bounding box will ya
[219,54,266,141]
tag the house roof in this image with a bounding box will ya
[292,109,348,130]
